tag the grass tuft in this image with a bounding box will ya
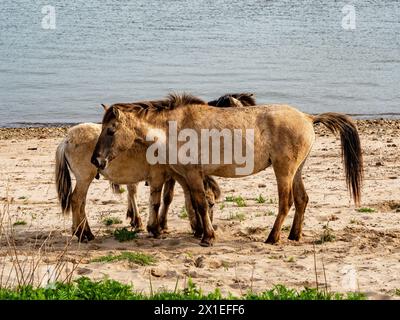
[103,217,122,226]
[113,228,138,242]
[225,196,246,207]
[178,207,188,219]
[255,194,266,204]
[92,252,156,266]
[356,207,375,213]
[228,212,246,221]
[315,225,336,244]
[13,220,27,226]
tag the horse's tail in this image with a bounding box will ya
[55,140,72,214]
[204,176,221,200]
[311,113,363,205]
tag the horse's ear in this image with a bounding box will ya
[229,96,242,107]
[113,107,123,121]
[101,104,109,111]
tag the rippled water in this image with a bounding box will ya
[0,0,399,126]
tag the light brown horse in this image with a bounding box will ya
[56,93,254,241]
[55,122,221,241]
[92,93,363,247]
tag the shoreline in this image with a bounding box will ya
[1,119,399,140]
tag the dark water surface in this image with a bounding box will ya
[0,0,399,127]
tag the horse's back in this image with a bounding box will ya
[66,123,101,145]
[257,104,315,165]
[63,123,100,180]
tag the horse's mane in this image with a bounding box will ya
[102,92,257,123]
[103,93,206,122]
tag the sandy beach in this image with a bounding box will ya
[0,119,399,299]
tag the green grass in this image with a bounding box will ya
[91,252,156,266]
[178,207,188,219]
[315,225,336,244]
[255,194,266,204]
[0,277,365,300]
[356,207,375,213]
[395,289,400,296]
[228,212,246,221]
[118,187,126,194]
[113,228,138,242]
[13,220,27,226]
[225,195,246,207]
[103,217,122,226]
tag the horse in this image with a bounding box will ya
[56,93,255,241]
[92,93,363,247]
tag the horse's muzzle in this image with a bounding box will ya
[91,154,107,170]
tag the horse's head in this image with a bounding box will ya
[208,93,256,108]
[91,104,136,169]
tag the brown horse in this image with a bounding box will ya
[56,93,254,241]
[92,93,363,247]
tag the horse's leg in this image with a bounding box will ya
[180,178,202,237]
[71,179,94,242]
[146,179,164,238]
[126,183,144,231]
[187,172,214,246]
[265,168,295,244]
[288,164,309,241]
[158,178,176,232]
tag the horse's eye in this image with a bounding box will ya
[107,128,115,136]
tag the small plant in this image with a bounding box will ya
[179,207,188,219]
[234,196,246,207]
[282,225,290,231]
[225,196,246,207]
[113,228,138,242]
[356,207,375,213]
[255,194,266,204]
[118,187,126,194]
[219,203,225,210]
[103,217,122,226]
[315,225,336,244]
[350,219,364,225]
[18,196,27,200]
[92,252,156,266]
[228,212,246,221]
[266,210,274,216]
[395,289,400,296]
[287,256,295,263]
[13,220,27,226]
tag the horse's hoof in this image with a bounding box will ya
[75,230,95,242]
[193,231,203,239]
[265,235,279,244]
[200,236,215,247]
[288,232,301,241]
[160,223,169,233]
[147,225,161,238]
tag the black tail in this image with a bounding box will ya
[313,113,363,205]
[55,141,72,214]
